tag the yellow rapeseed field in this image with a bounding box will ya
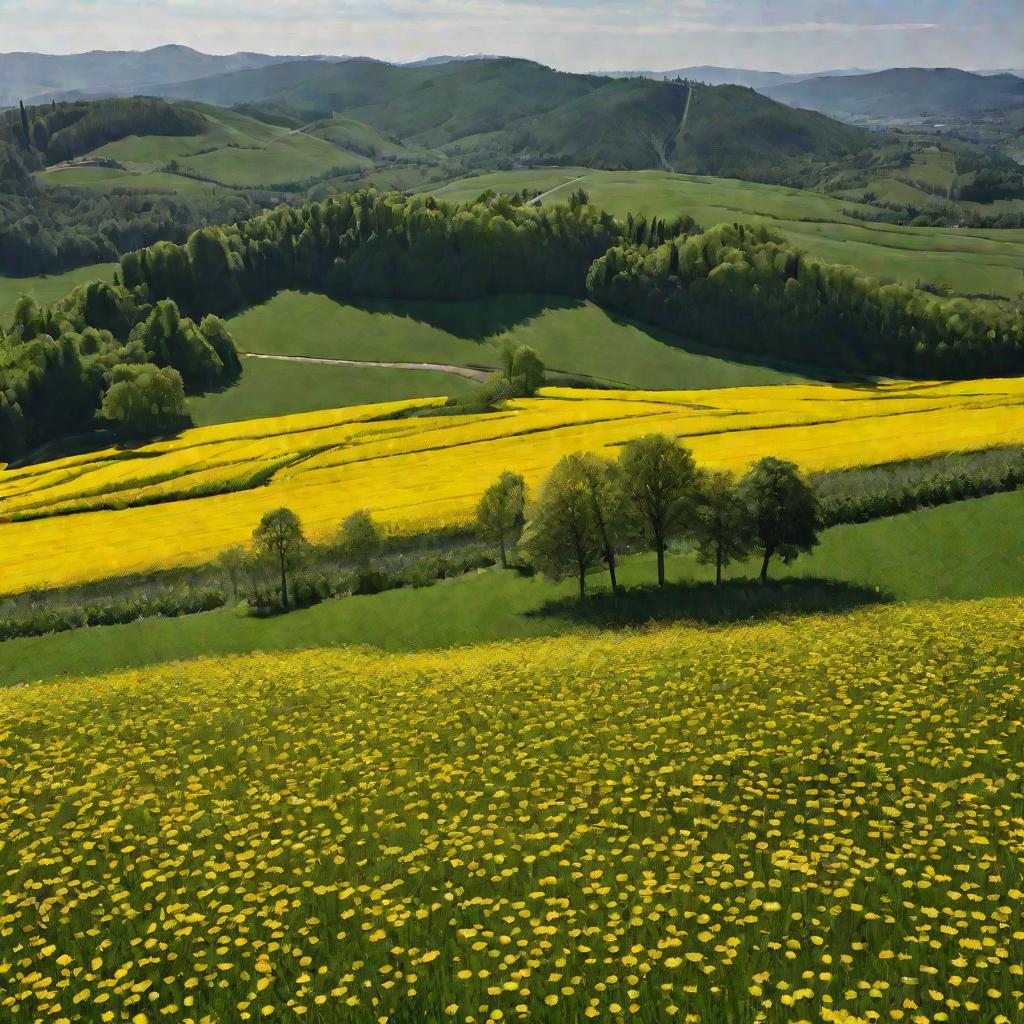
[0,600,1021,1023]
[4,379,1024,592]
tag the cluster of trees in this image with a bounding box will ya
[477,434,822,599]
[4,98,206,166]
[470,343,547,406]
[120,191,624,316]
[588,222,1024,378]
[0,282,241,454]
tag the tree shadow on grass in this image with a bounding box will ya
[526,577,892,630]
[599,310,868,386]
[312,291,587,344]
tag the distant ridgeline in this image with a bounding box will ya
[2,190,1023,458]
[0,98,267,275]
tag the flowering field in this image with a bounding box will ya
[5,379,1024,592]
[0,599,1021,1023]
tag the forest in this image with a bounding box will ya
[3,189,1023,458]
[588,221,1024,377]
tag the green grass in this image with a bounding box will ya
[49,102,360,190]
[227,291,803,392]
[188,355,477,425]
[38,166,224,195]
[435,169,1024,298]
[0,263,118,324]
[4,489,1022,686]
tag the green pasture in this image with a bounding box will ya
[227,290,803,393]
[189,355,476,425]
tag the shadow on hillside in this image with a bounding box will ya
[528,577,891,629]
[335,292,585,343]
[599,310,867,385]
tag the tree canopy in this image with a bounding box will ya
[739,457,822,582]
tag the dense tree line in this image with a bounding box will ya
[587,222,1024,378]
[121,191,623,316]
[0,281,240,456]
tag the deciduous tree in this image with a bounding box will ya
[476,472,527,568]
[522,457,604,600]
[337,509,383,570]
[739,457,821,583]
[619,434,699,587]
[692,470,753,586]
[253,507,305,610]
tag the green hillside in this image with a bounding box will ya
[436,169,1024,298]
[671,83,865,178]
[224,290,804,386]
[3,489,1022,687]
[164,58,869,185]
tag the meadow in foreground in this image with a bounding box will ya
[0,600,1021,1023]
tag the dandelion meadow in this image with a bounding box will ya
[6,379,1024,593]
[1,599,1021,1023]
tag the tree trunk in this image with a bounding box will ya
[760,549,772,584]
[606,547,618,592]
[656,534,666,587]
[578,571,586,601]
[716,544,723,588]
[280,553,289,609]
[499,534,507,569]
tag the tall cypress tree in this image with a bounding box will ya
[18,101,30,148]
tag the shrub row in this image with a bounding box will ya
[815,447,1024,526]
[248,548,497,616]
[0,588,226,642]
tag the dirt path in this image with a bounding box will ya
[242,351,492,382]
[526,175,587,206]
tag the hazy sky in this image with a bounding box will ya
[2,0,1021,72]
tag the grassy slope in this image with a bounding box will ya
[0,263,118,324]
[43,102,364,191]
[227,291,802,391]
[5,489,1022,686]
[435,169,1024,298]
[189,356,476,426]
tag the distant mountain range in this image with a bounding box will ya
[0,45,364,108]
[761,68,1024,120]
[3,48,1021,121]
[591,66,875,89]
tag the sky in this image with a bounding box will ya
[1,0,1021,73]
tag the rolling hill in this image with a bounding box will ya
[158,58,868,183]
[764,67,1024,119]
